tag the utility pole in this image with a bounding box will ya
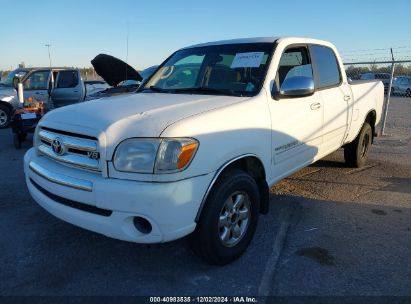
[45,44,52,68]
[45,43,53,107]
[381,48,395,135]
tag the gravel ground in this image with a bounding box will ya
[0,97,410,297]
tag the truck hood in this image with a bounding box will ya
[91,54,142,86]
[41,92,248,157]
[0,87,17,99]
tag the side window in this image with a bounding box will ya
[23,71,50,90]
[57,71,79,88]
[276,47,313,88]
[310,45,341,88]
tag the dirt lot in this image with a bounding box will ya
[0,97,410,297]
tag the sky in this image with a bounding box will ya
[1,0,411,71]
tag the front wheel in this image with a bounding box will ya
[406,89,411,98]
[344,122,372,168]
[188,169,260,265]
[0,104,11,129]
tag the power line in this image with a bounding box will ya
[340,46,410,54]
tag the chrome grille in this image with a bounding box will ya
[38,128,100,172]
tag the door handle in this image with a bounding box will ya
[344,95,351,101]
[310,102,321,110]
[35,92,45,95]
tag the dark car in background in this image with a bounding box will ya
[85,58,157,101]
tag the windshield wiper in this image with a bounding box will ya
[142,85,169,93]
[172,87,242,97]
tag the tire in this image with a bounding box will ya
[406,89,411,98]
[344,122,372,168]
[0,104,11,129]
[188,169,260,265]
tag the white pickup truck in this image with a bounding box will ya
[24,37,384,265]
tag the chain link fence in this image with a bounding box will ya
[344,60,411,96]
[343,58,411,134]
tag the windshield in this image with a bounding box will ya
[141,43,274,97]
[0,69,27,87]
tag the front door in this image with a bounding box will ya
[268,46,323,181]
[22,70,51,105]
[51,70,84,108]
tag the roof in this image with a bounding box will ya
[29,67,74,70]
[182,37,280,49]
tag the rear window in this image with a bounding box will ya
[310,45,341,89]
[57,71,79,88]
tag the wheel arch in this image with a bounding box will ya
[345,109,377,147]
[0,100,13,112]
[0,101,13,127]
[195,154,269,222]
[364,109,377,142]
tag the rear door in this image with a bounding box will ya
[309,44,350,155]
[22,70,51,105]
[51,70,84,108]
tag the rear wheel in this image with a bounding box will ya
[406,89,411,97]
[188,169,260,265]
[344,122,372,168]
[0,104,11,129]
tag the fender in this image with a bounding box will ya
[195,153,266,221]
[345,109,377,145]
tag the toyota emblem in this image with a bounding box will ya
[51,137,65,156]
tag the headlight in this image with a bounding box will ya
[155,138,198,173]
[114,138,160,173]
[113,138,198,174]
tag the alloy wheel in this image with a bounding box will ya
[218,191,251,247]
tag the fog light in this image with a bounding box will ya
[133,217,152,234]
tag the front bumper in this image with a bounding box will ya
[24,148,214,243]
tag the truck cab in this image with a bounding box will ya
[21,68,85,108]
[0,68,85,128]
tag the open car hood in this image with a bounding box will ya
[91,54,142,87]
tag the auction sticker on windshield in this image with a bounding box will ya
[230,52,264,68]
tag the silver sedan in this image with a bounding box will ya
[392,76,411,97]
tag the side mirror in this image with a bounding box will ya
[12,76,19,89]
[12,72,26,89]
[273,76,315,99]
